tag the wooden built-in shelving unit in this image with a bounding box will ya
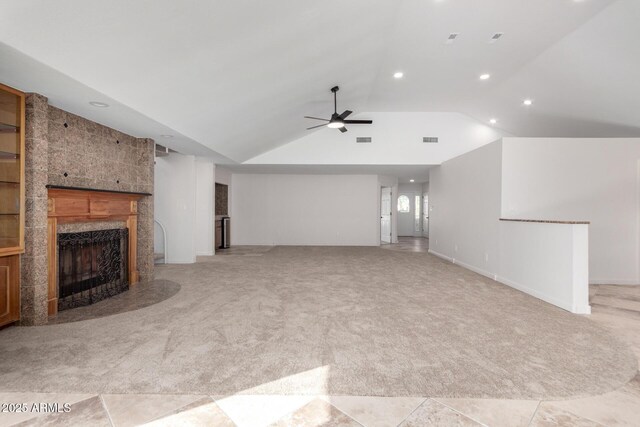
[0,83,25,327]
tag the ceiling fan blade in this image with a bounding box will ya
[339,127,348,133]
[304,116,330,121]
[343,120,373,124]
[307,123,327,130]
[338,110,352,120]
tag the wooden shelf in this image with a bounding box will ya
[0,82,25,327]
[0,150,19,160]
[0,123,19,133]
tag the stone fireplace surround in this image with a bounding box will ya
[21,93,154,325]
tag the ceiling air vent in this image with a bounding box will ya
[356,137,372,143]
[423,137,439,143]
[489,32,504,44]
[444,33,459,44]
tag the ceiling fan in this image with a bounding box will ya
[305,86,373,133]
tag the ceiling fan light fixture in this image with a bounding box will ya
[327,121,345,129]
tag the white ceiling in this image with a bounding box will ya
[0,0,636,164]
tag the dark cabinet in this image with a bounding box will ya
[215,219,222,250]
[215,216,230,250]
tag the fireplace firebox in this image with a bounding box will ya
[57,228,129,311]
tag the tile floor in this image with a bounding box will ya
[1,285,639,426]
[380,237,429,253]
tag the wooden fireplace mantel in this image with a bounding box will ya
[46,186,148,315]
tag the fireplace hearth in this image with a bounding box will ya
[57,228,129,311]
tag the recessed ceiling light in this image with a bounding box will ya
[489,33,504,44]
[410,179,415,183]
[479,74,491,80]
[445,33,460,44]
[160,134,174,138]
[489,118,497,124]
[89,101,109,108]
[393,72,404,79]
[523,99,533,106]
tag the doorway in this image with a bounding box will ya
[380,187,392,244]
[397,192,421,237]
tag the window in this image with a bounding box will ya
[397,195,410,213]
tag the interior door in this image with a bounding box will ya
[380,188,391,243]
[422,192,429,237]
[397,192,416,236]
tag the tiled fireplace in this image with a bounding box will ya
[21,93,154,325]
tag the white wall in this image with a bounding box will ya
[502,138,640,284]
[215,166,232,185]
[429,141,503,277]
[499,221,590,314]
[195,159,215,256]
[155,154,197,263]
[231,174,379,246]
[429,140,592,313]
[246,112,505,165]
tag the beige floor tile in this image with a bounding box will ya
[398,399,482,426]
[0,393,95,427]
[530,404,604,426]
[269,398,360,427]
[434,398,540,427]
[142,397,235,427]
[548,373,640,427]
[321,396,425,427]
[591,295,640,312]
[214,395,316,427]
[101,393,206,427]
[13,396,111,427]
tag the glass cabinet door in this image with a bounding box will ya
[0,84,25,255]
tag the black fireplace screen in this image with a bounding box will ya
[57,228,129,311]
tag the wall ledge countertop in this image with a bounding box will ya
[499,218,590,225]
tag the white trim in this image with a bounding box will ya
[497,275,591,314]
[453,258,498,281]
[196,251,214,256]
[428,249,452,262]
[428,249,591,315]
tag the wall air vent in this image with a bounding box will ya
[423,137,439,143]
[489,32,504,44]
[356,137,372,143]
[444,33,459,44]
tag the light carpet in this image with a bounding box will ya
[0,246,636,399]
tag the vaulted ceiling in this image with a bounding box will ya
[0,0,637,164]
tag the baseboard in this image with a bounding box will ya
[196,251,214,256]
[428,249,452,262]
[452,259,497,281]
[428,250,496,280]
[497,275,591,314]
[428,249,590,314]
[589,279,640,285]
